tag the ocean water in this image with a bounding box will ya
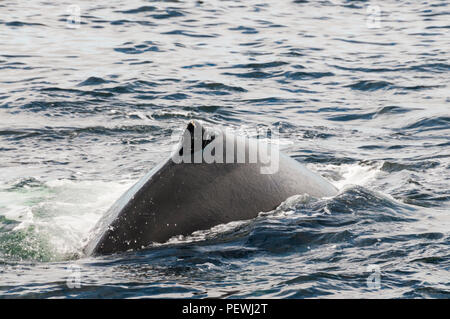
[0,0,449,298]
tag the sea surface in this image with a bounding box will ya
[0,0,449,298]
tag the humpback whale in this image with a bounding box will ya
[84,121,338,255]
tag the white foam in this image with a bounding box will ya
[158,220,251,247]
[309,162,382,190]
[0,179,133,259]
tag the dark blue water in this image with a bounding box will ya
[0,0,449,298]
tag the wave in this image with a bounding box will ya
[0,178,133,262]
[346,80,393,91]
[117,6,157,14]
[402,116,450,131]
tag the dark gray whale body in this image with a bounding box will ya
[84,121,338,255]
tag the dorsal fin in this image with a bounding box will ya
[179,120,215,156]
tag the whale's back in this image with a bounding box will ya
[85,122,337,255]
